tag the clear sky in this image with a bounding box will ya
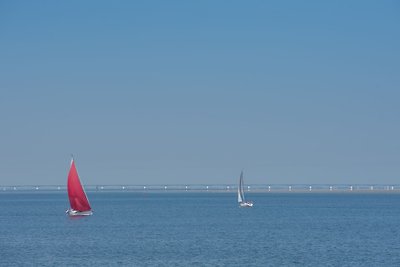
[0,1,399,186]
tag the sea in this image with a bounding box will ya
[1,191,400,266]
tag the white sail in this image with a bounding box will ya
[238,185,243,202]
[238,171,245,203]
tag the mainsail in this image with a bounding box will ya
[67,158,91,212]
[238,171,245,203]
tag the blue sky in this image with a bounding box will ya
[0,1,399,185]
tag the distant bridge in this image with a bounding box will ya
[1,184,399,192]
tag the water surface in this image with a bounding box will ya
[1,192,400,266]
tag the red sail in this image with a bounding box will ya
[67,159,91,211]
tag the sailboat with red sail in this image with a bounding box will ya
[66,157,93,216]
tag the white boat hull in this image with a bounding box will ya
[66,209,93,216]
[239,201,253,208]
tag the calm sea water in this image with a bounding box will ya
[1,192,400,266]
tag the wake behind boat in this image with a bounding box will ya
[238,171,253,207]
[66,157,93,216]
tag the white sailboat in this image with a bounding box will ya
[238,171,253,207]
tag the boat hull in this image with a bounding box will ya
[239,201,253,208]
[66,209,93,216]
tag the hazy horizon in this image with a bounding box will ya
[1,1,399,186]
